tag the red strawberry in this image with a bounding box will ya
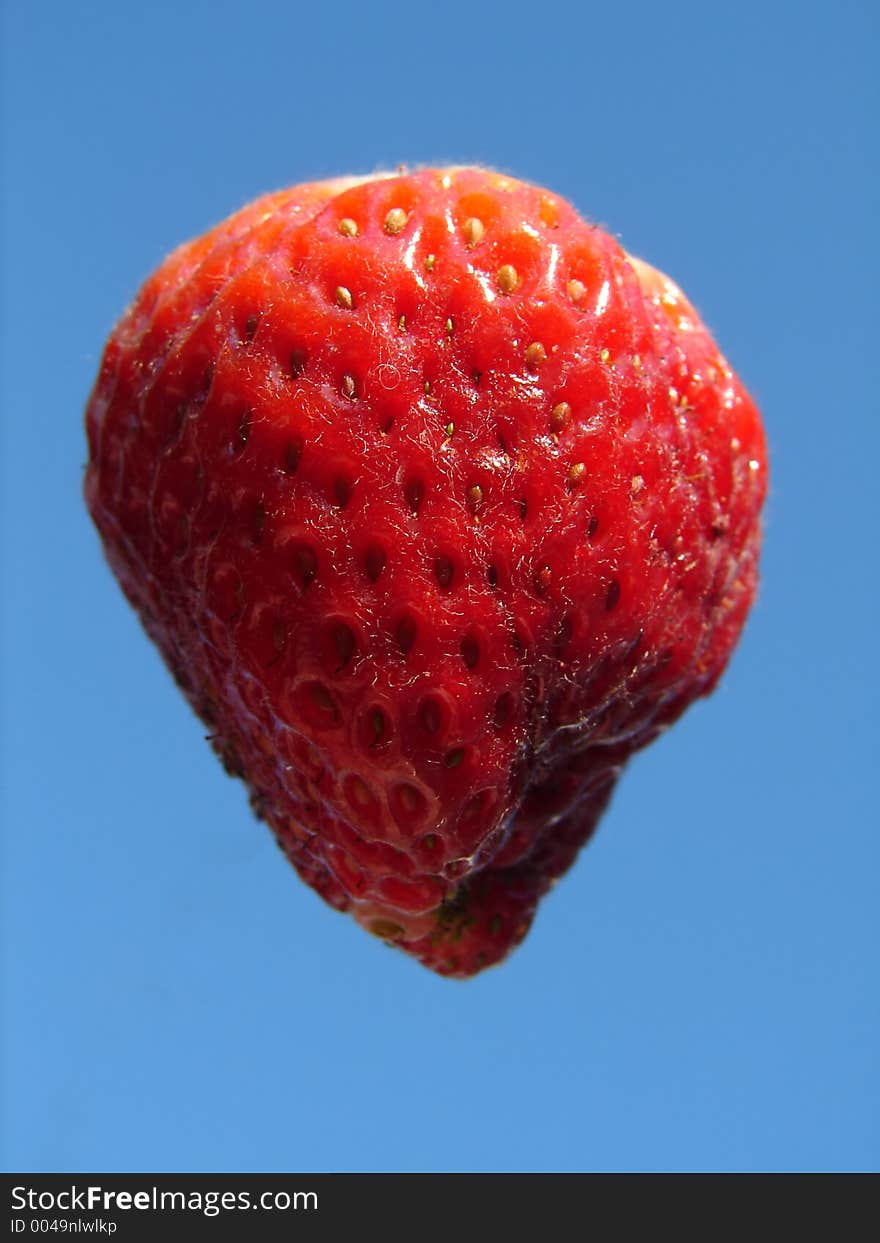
[84,167,766,977]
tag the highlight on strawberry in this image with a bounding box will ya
[85,167,767,977]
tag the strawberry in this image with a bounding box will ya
[84,167,767,977]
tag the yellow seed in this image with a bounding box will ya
[463,217,485,246]
[497,264,519,294]
[600,347,610,363]
[338,217,358,238]
[335,285,354,310]
[567,462,586,489]
[341,374,356,399]
[568,279,586,303]
[384,207,408,235]
[467,484,483,512]
[398,314,406,330]
[525,341,547,368]
[425,253,436,272]
[550,401,571,432]
[631,474,645,496]
[424,380,432,395]
[445,318,454,335]
[445,422,455,437]
[539,196,559,228]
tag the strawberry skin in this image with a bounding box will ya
[85,168,767,977]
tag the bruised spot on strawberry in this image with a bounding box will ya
[85,166,766,978]
[434,886,470,928]
[458,790,496,844]
[444,857,470,881]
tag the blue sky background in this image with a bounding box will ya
[2,0,877,1173]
